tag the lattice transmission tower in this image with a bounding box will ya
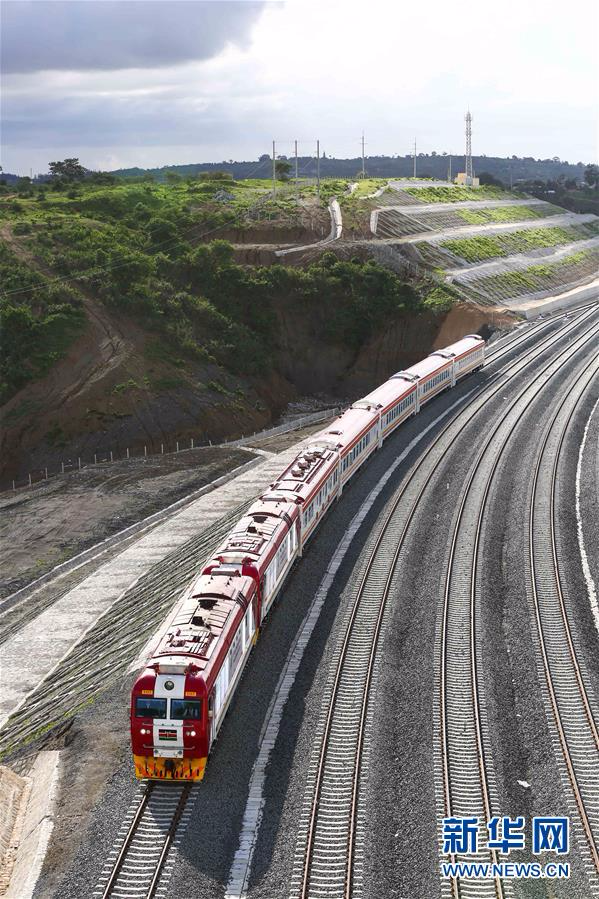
[465,110,473,183]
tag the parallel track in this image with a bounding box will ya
[94,782,196,899]
[528,353,599,887]
[437,321,599,899]
[3,306,595,764]
[290,307,599,899]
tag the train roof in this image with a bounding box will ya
[315,407,378,451]
[247,496,299,519]
[401,354,452,380]
[148,571,255,675]
[270,443,339,502]
[431,334,484,359]
[360,377,415,411]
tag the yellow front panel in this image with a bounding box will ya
[133,754,207,782]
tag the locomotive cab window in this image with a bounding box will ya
[171,699,202,720]
[135,697,167,718]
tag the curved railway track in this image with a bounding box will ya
[290,307,599,899]
[94,781,197,899]
[528,352,599,887]
[2,305,595,765]
[3,303,598,899]
[436,322,599,899]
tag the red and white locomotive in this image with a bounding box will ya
[130,334,484,780]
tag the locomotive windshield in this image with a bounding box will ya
[170,699,202,720]
[135,697,167,718]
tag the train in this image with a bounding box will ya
[130,334,485,781]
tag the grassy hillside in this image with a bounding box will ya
[0,177,444,403]
[1,175,463,480]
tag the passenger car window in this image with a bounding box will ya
[171,699,202,720]
[135,697,167,718]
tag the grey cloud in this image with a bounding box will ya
[1,82,281,157]
[1,1,268,74]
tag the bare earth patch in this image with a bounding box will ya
[0,446,251,598]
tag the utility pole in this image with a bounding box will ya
[361,131,366,179]
[413,138,417,178]
[448,153,452,183]
[316,139,320,198]
[295,139,299,200]
[272,139,276,197]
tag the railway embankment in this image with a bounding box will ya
[0,752,60,899]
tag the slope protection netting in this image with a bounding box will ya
[401,185,522,203]
[437,222,599,265]
[452,247,599,305]
[374,202,564,238]
[374,189,423,206]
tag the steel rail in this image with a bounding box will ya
[145,784,193,898]
[439,321,599,899]
[3,305,596,765]
[97,782,192,899]
[528,354,599,877]
[99,783,154,899]
[296,308,599,899]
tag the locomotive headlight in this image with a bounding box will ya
[140,727,149,735]
[189,730,196,737]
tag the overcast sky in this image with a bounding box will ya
[2,0,598,175]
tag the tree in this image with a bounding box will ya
[165,170,182,185]
[48,158,86,181]
[90,171,116,185]
[199,170,234,182]
[478,171,505,189]
[275,159,292,181]
[584,164,599,189]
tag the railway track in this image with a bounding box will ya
[94,781,197,899]
[2,304,597,899]
[436,320,599,899]
[528,352,599,888]
[289,307,599,899]
[3,305,595,766]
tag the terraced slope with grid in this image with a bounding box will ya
[454,248,599,305]
[375,203,562,238]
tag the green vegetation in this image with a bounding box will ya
[0,176,439,404]
[441,225,597,263]
[0,242,85,402]
[455,204,560,225]
[404,185,516,203]
[350,178,389,198]
[421,284,458,312]
[460,249,599,301]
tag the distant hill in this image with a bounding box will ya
[108,154,589,185]
[1,154,589,186]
